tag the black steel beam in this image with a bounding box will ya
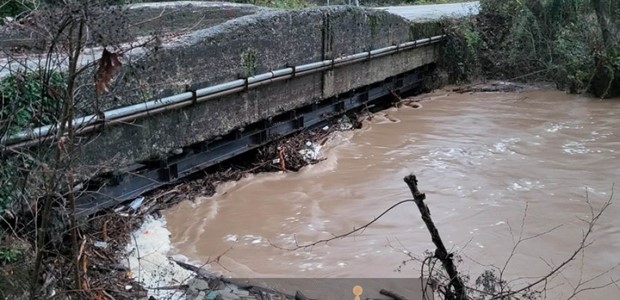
[75,66,430,216]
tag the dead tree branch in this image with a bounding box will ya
[489,187,614,299]
[404,174,467,300]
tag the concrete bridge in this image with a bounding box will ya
[1,2,478,215]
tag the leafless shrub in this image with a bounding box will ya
[0,1,164,298]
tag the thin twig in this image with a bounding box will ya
[269,199,415,250]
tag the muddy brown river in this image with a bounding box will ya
[165,87,620,299]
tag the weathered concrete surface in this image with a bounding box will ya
[83,6,439,113]
[0,2,260,79]
[376,1,480,22]
[0,2,259,51]
[66,6,441,179]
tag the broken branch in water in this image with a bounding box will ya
[403,174,467,300]
[173,259,298,300]
[294,291,311,300]
[268,173,468,299]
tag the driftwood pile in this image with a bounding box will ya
[79,213,150,299]
[132,115,363,216]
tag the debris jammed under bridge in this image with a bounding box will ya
[141,114,362,215]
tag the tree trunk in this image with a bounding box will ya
[592,0,613,52]
[590,0,619,98]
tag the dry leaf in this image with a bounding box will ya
[95,49,122,96]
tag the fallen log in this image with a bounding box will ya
[379,288,409,300]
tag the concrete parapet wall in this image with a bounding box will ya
[90,5,441,113]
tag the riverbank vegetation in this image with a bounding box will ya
[442,0,619,98]
[0,1,161,298]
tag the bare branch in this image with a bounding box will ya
[490,189,614,299]
[269,199,415,250]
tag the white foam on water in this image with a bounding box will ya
[299,262,325,272]
[508,179,545,191]
[545,122,570,133]
[239,234,269,246]
[194,197,219,238]
[562,141,591,154]
[124,216,194,299]
[224,234,238,242]
[489,138,521,154]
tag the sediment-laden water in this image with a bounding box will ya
[164,87,620,299]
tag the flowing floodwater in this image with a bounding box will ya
[164,87,620,299]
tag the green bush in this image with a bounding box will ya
[442,0,619,97]
[0,248,21,263]
[0,0,35,20]
[0,69,65,214]
[0,70,65,135]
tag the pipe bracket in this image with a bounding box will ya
[186,86,198,105]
